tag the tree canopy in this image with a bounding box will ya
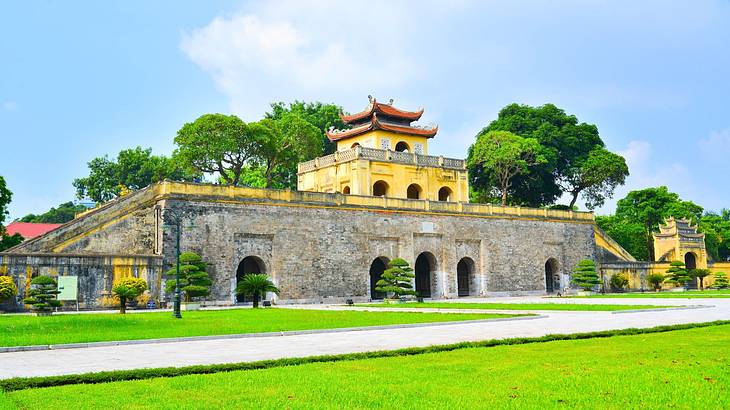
[73,146,199,203]
[468,103,627,208]
[0,176,11,235]
[18,201,88,224]
[266,101,346,155]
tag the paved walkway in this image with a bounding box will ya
[1,297,728,379]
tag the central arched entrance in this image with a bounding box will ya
[415,252,436,298]
[457,257,475,297]
[685,252,698,290]
[545,258,559,293]
[369,257,388,300]
[236,256,265,303]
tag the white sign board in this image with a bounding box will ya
[57,276,78,301]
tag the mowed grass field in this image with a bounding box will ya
[355,302,674,311]
[571,289,730,299]
[0,308,520,347]
[2,324,728,409]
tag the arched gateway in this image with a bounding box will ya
[236,256,265,303]
[457,257,475,297]
[545,258,559,293]
[415,252,436,298]
[369,257,388,300]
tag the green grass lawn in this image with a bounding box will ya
[355,302,674,311]
[571,289,730,299]
[3,323,728,409]
[0,308,520,348]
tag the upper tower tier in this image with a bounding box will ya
[327,96,438,154]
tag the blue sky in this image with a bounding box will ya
[2,0,729,220]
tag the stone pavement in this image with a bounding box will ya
[1,297,728,379]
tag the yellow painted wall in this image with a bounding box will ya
[336,130,430,154]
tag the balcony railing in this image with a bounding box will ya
[298,146,466,173]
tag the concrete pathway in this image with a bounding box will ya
[1,297,728,379]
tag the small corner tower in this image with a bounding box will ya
[297,97,468,201]
[653,217,708,272]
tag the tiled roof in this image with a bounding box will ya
[5,222,62,239]
[327,113,438,142]
[340,98,424,123]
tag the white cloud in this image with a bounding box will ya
[2,101,17,111]
[699,128,730,158]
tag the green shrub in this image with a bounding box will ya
[571,260,600,291]
[375,258,417,299]
[22,276,61,314]
[609,273,629,291]
[665,261,690,287]
[713,272,729,289]
[235,274,280,308]
[112,277,148,314]
[647,273,665,291]
[165,252,212,302]
[690,268,711,290]
[0,276,18,302]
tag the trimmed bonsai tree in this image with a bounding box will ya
[375,258,417,300]
[665,261,691,288]
[571,260,601,291]
[712,272,729,289]
[609,272,629,292]
[0,276,18,303]
[235,274,280,308]
[165,252,212,303]
[23,275,61,315]
[690,269,711,291]
[112,277,148,314]
[647,273,665,291]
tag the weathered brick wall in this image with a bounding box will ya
[161,197,596,304]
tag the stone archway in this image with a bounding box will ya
[685,252,698,290]
[545,258,559,293]
[457,257,475,297]
[438,187,452,202]
[236,256,265,303]
[415,252,436,298]
[369,257,388,300]
[407,184,422,199]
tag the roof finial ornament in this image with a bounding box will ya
[367,95,373,103]
[388,98,394,105]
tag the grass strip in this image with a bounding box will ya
[354,302,676,311]
[2,319,728,392]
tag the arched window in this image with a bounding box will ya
[373,180,389,197]
[395,141,410,152]
[545,258,559,293]
[438,187,452,202]
[457,257,475,297]
[406,184,422,199]
[236,256,265,303]
[415,252,437,298]
[369,257,389,300]
[351,142,360,148]
[342,186,351,195]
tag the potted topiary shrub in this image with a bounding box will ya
[235,274,280,308]
[647,273,665,292]
[609,273,629,293]
[571,260,600,295]
[375,258,417,301]
[0,276,18,313]
[23,275,61,316]
[712,272,729,289]
[665,261,690,291]
[165,252,212,311]
[112,277,148,314]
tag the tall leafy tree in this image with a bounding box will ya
[595,215,649,261]
[174,114,262,186]
[266,101,347,155]
[562,147,629,209]
[699,210,730,262]
[467,130,546,206]
[74,147,199,203]
[0,176,23,251]
[18,201,88,224]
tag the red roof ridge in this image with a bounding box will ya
[5,221,63,239]
[327,111,438,142]
[339,97,424,123]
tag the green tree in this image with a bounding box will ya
[266,101,347,155]
[467,130,546,206]
[18,201,88,223]
[165,252,212,302]
[0,234,23,252]
[699,210,730,262]
[23,276,62,314]
[665,261,691,287]
[647,273,665,291]
[74,147,199,203]
[595,215,649,260]
[571,260,601,291]
[609,272,629,292]
[235,274,280,308]
[473,103,606,207]
[0,176,24,251]
[111,277,148,314]
[614,187,703,260]
[712,272,729,289]
[0,276,18,302]
[254,114,323,188]
[690,269,711,291]
[375,258,417,299]
[562,147,629,209]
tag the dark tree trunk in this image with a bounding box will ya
[569,192,579,209]
[120,296,126,314]
[253,292,260,308]
[501,188,508,207]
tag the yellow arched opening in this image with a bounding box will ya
[395,141,410,152]
[406,184,422,199]
[438,187,452,202]
[373,180,389,197]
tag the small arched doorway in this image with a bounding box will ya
[415,252,436,298]
[457,257,475,297]
[373,180,389,197]
[342,186,350,195]
[236,256,265,303]
[545,258,559,293]
[684,252,697,290]
[395,141,410,152]
[407,184,422,199]
[369,257,388,300]
[438,187,452,202]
